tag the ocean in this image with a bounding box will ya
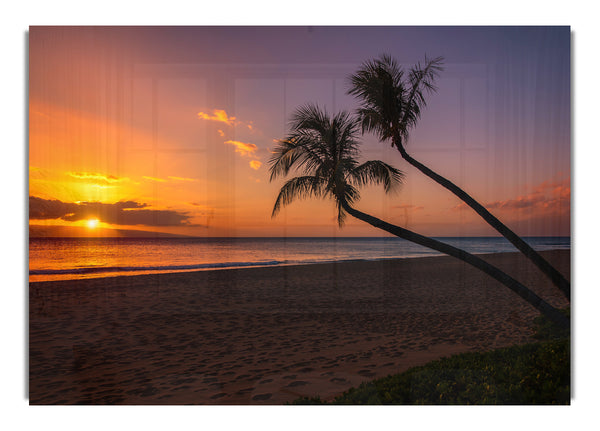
[28,236,571,282]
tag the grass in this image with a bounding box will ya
[291,310,570,405]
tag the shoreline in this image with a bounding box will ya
[29,250,570,404]
[29,248,570,284]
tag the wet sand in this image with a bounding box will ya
[29,250,570,404]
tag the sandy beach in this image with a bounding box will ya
[29,250,570,405]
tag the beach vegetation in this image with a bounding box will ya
[325,339,569,404]
[291,309,570,405]
[532,307,570,341]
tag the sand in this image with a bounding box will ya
[28,250,570,405]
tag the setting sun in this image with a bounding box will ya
[86,218,99,229]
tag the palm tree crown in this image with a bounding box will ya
[348,54,443,148]
[269,104,403,226]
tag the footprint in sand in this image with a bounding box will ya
[322,362,340,369]
[234,374,251,381]
[252,393,272,401]
[286,381,308,388]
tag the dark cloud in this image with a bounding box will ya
[29,196,195,227]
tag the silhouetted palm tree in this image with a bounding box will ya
[348,54,570,301]
[269,104,569,329]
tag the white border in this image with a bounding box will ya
[4,1,599,430]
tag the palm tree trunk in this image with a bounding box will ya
[341,201,569,329]
[396,144,570,301]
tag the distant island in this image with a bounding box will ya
[29,225,193,238]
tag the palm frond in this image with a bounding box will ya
[268,136,325,181]
[350,160,404,193]
[271,175,327,217]
[398,56,444,136]
[289,104,331,137]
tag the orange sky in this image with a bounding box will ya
[29,27,570,237]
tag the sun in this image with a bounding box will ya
[86,218,99,229]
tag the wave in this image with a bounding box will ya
[29,241,570,278]
[29,256,417,277]
[29,260,285,276]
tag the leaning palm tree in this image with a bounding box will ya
[347,55,570,301]
[269,104,568,329]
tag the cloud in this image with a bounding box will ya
[224,140,258,157]
[452,178,570,214]
[197,109,236,126]
[29,196,195,227]
[67,171,127,184]
[143,175,198,183]
[143,176,168,183]
[188,202,211,209]
[29,166,46,179]
[198,109,261,163]
[198,109,256,134]
[31,110,51,119]
[484,195,547,210]
[168,176,198,182]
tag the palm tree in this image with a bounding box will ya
[347,55,570,301]
[269,104,569,329]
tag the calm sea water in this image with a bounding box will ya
[29,237,571,282]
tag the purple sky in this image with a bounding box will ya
[29,26,570,236]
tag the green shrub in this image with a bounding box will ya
[532,308,570,341]
[293,339,569,405]
[289,396,324,405]
[293,311,570,405]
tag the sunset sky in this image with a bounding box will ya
[29,26,570,237]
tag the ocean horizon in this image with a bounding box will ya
[29,236,571,282]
